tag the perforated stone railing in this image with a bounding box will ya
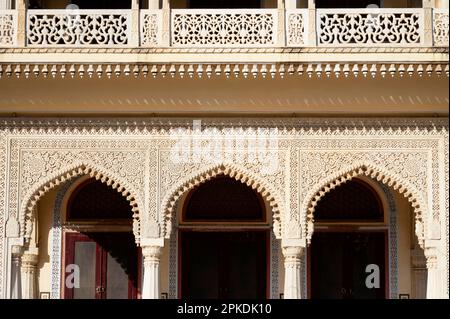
[0,10,17,47]
[286,9,308,47]
[433,9,449,47]
[0,8,448,48]
[317,9,424,46]
[140,9,163,46]
[26,9,132,47]
[171,9,278,47]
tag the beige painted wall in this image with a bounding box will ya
[0,76,447,116]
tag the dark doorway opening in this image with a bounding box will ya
[309,231,387,299]
[180,231,268,299]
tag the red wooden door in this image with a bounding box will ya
[64,232,138,299]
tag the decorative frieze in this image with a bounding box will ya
[0,63,447,79]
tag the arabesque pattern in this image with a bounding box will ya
[171,9,277,47]
[318,9,422,46]
[27,10,131,46]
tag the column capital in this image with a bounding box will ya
[282,246,304,263]
[142,245,163,263]
[21,253,38,267]
[424,246,438,269]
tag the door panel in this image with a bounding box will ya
[310,232,387,299]
[73,241,97,299]
[64,232,138,299]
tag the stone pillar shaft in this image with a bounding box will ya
[283,246,304,299]
[142,245,162,299]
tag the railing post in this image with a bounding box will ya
[423,0,435,46]
[161,0,170,47]
[0,0,12,10]
[16,0,26,46]
[131,0,140,47]
[277,0,286,47]
[307,0,316,46]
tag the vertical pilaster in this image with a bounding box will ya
[16,0,26,46]
[277,0,286,47]
[142,245,163,299]
[21,249,39,299]
[282,246,304,299]
[425,246,442,299]
[307,0,316,46]
[0,0,12,10]
[131,0,140,47]
[423,0,435,46]
[161,0,170,46]
[10,245,22,299]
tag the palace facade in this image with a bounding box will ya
[0,0,448,299]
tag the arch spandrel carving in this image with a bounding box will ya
[20,162,143,242]
[159,163,285,239]
[302,161,427,247]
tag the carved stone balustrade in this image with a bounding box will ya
[0,8,448,49]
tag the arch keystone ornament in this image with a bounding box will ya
[160,163,284,239]
[20,162,142,242]
[303,162,427,247]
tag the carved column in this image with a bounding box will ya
[424,246,442,299]
[16,0,27,46]
[277,0,286,46]
[131,0,140,47]
[161,0,170,46]
[282,246,304,299]
[21,250,39,299]
[142,245,163,299]
[307,0,316,46]
[423,0,435,46]
[10,245,22,299]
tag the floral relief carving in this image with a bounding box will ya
[300,157,428,246]
[171,10,277,47]
[158,160,286,239]
[0,118,447,298]
[318,10,422,46]
[0,132,7,297]
[17,146,146,241]
[27,10,131,47]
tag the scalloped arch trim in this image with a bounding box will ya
[303,162,426,246]
[20,163,141,242]
[161,163,284,239]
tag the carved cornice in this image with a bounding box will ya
[0,47,447,54]
[0,62,448,79]
[0,117,448,131]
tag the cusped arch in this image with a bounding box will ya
[161,163,284,239]
[20,162,142,242]
[303,161,427,246]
